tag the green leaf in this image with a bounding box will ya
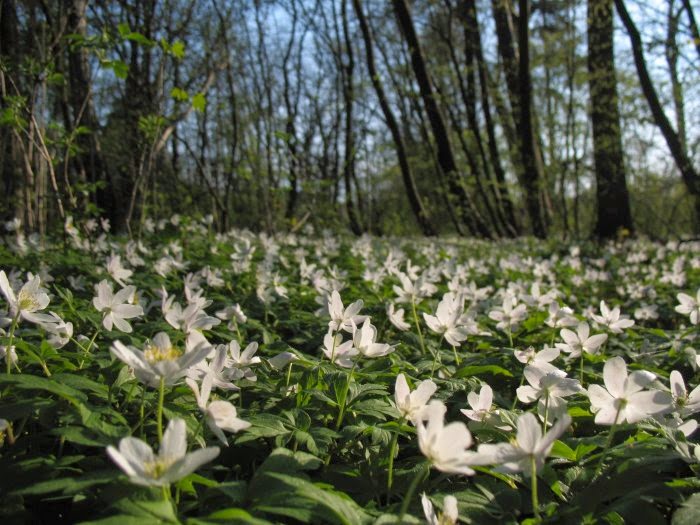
[171,87,189,102]
[672,493,700,525]
[171,40,185,59]
[550,440,577,461]
[12,470,115,496]
[192,93,206,112]
[453,365,513,378]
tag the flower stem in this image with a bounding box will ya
[580,354,584,385]
[542,393,550,433]
[512,373,526,410]
[399,461,429,519]
[329,329,338,363]
[335,362,356,430]
[387,417,405,497]
[594,405,622,478]
[451,344,461,365]
[78,329,100,369]
[531,455,540,520]
[411,298,426,355]
[507,326,513,348]
[156,376,166,443]
[5,311,20,375]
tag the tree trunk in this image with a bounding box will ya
[352,0,436,235]
[588,0,634,238]
[391,0,490,237]
[517,0,547,237]
[615,0,700,231]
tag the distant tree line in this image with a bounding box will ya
[0,0,698,239]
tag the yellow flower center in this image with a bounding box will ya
[144,343,182,364]
[143,458,174,479]
[17,291,39,312]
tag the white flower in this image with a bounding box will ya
[106,254,132,286]
[422,493,458,525]
[386,303,411,331]
[423,292,469,346]
[186,375,250,446]
[327,290,366,333]
[517,365,582,420]
[676,290,700,325]
[480,413,571,475]
[514,346,560,374]
[268,351,298,370]
[107,418,219,487]
[392,271,437,304]
[0,270,50,322]
[165,302,221,336]
[556,322,607,358]
[352,319,393,358]
[0,345,17,366]
[417,401,484,475]
[216,304,247,324]
[111,332,212,387]
[670,370,700,418]
[460,384,495,422]
[321,332,358,368]
[544,302,578,329]
[226,340,262,382]
[394,373,437,423]
[93,280,143,333]
[591,301,635,334]
[34,311,73,348]
[587,356,672,425]
[488,296,527,332]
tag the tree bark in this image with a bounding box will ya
[615,0,700,231]
[517,0,547,237]
[391,0,490,237]
[352,0,436,235]
[588,0,634,238]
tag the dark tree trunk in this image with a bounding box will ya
[462,0,520,236]
[517,0,547,238]
[339,0,362,235]
[352,0,436,235]
[588,0,634,238]
[615,0,700,231]
[391,0,490,237]
[65,0,115,221]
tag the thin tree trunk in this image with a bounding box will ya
[352,0,435,235]
[615,0,700,231]
[391,0,490,237]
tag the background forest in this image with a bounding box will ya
[0,0,699,239]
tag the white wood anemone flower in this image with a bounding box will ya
[461,384,494,423]
[92,280,143,333]
[394,373,437,424]
[587,356,672,425]
[186,374,250,446]
[675,289,700,325]
[556,322,607,358]
[352,319,394,358]
[479,412,572,475]
[423,292,469,346]
[0,270,50,323]
[111,332,212,387]
[417,401,489,476]
[107,418,219,487]
[327,290,366,333]
[670,370,700,418]
[422,493,459,525]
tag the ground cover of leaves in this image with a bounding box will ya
[0,217,699,524]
